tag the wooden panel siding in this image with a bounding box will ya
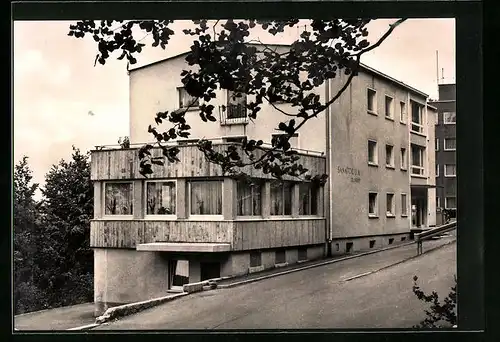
[90,145,325,181]
[231,219,325,251]
[90,220,233,249]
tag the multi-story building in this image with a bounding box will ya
[430,83,456,224]
[89,43,436,315]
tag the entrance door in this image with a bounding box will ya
[169,259,189,290]
[411,198,426,228]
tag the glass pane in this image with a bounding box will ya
[237,181,253,216]
[270,181,283,215]
[299,183,310,215]
[445,138,456,150]
[190,181,222,215]
[252,183,262,216]
[146,181,176,215]
[283,182,292,215]
[104,183,133,215]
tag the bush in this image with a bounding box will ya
[412,275,457,328]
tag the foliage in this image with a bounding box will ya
[68,19,406,181]
[412,275,457,328]
[13,149,94,314]
[118,136,130,149]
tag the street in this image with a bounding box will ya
[94,237,456,330]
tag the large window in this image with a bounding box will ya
[400,147,407,170]
[445,197,457,209]
[237,179,262,216]
[444,138,456,151]
[104,182,133,216]
[178,87,199,109]
[368,140,378,165]
[386,193,395,217]
[299,183,318,216]
[411,144,425,175]
[227,90,247,119]
[401,193,408,216]
[444,164,456,177]
[400,101,406,123]
[411,100,424,134]
[270,181,292,216]
[146,181,176,216]
[385,95,394,119]
[385,144,394,168]
[443,111,456,124]
[368,192,378,217]
[367,88,377,114]
[189,181,223,215]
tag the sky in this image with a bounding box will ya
[13,19,455,198]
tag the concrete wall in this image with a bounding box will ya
[93,248,170,315]
[129,49,326,153]
[330,232,410,256]
[328,70,423,239]
[426,106,437,226]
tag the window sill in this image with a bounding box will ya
[145,215,177,220]
[400,120,407,125]
[274,262,289,268]
[188,215,224,221]
[444,149,456,152]
[385,116,394,121]
[401,167,408,172]
[444,122,456,125]
[368,162,378,167]
[401,214,408,217]
[386,165,395,169]
[444,175,456,178]
[101,215,134,220]
[367,110,378,116]
[410,130,426,137]
[368,215,379,219]
[386,214,396,218]
[411,174,427,179]
[249,265,265,274]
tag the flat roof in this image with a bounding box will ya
[129,43,428,98]
[136,242,231,253]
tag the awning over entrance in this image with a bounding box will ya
[136,242,231,253]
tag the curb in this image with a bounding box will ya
[217,239,419,289]
[95,292,188,324]
[67,323,101,331]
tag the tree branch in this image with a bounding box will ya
[355,18,407,56]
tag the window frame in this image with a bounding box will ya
[368,139,378,166]
[188,180,224,220]
[385,95,394,120]
[226,89,248,120]
[400,147,407,171]
[102,181,134,219]
[444,138,456,151]
[270,180,293,217]
[436,196,441,209]
[177,86,200,110]
[436,164,440,177]
[410,144,425,176]
[443,111,456,125]
[386,193,395,217]
[144,179,177,220]
[367,88,377,115]
[368,192,379,218]
[298,182,319,216]
[444,164,456,177]
[399,101,407,124]
[445,196,457,209]
[236,179,263,218]
[385,144,395,169]
[401,193,408,217]
[436,138,439,151]
[410,100,425,135]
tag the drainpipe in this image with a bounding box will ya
[325,79,332,257]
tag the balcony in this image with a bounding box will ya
[219,104,249,126]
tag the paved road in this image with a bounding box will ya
[14,302,95,331]
[95,237,456,330]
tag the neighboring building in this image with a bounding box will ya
[89,44,436,315]
[430,83,456,224]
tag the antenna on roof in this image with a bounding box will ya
[436,50,439,87]
[442,68,444,82]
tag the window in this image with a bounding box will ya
[400,101,406,123]
[385,144,394,168]
[436,164,440,177]
[146,181,176,216]
[400,147,407,170]
[367,88,377,114]
[401,193,408,216]
[386,193,395,217]
[436,196,441,209]
[271,133,299,149]
[411,144,425,175]
[444,138,456,151]
[298,247,307,261]
[434,111,439,125]
[435,138,439,151]
[270,181,292,216]
[445,197,457,209]
[275,249,286,264]
[368,140,378,165]
[236,179,262,216]
[189,181,223,215]
[104,182,133,216]
[178,87,199,108]
[444,164,456,177]
[410,100,424,134]
[385,96,394,119]
[369,240,376,248]
[224,136,246,144]
[227,90,247,119]
[299,183,319,216]
[443,111,456,124]
[368,192,378,217]
[250,251,262,267]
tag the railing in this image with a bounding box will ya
[219,104,249,125]
[415,220,457,255]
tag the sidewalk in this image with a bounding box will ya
[14,302,96,331]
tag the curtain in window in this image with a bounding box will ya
[190,181,222,215]
[105,183,133,215]
[237,180,261,216]
[146,182,176,215]
[271,181,292,215]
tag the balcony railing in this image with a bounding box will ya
[219,104,248,125]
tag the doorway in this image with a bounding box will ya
[411,198,426,228]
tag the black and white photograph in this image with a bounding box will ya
[13,12,465,331]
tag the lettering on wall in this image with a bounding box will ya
[337,165,361,183]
